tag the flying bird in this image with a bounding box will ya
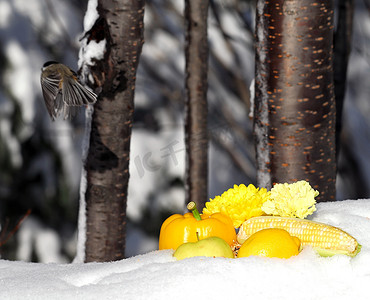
[40,61,97,120]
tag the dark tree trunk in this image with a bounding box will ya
[82,0,144,262]
[254,0,336,201]
[184,0,209,209]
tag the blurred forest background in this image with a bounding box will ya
[0,0,369,262]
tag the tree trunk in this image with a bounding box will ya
[184,0,209,209]
[254,0,336,201]
[83,0,144,262]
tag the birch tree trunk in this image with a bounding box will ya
[254,0,336,201]
[82,0,144,262]
[184,0,209,208]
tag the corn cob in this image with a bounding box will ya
[237,216,361,257]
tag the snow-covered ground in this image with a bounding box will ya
[1,199,369,299]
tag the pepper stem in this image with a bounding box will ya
[187,201,201,221]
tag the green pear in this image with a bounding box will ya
[173,236,234,260]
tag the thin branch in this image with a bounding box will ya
[0,209,32,247]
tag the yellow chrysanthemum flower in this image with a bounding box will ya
[261,180,318,219]
[203,184,270,228]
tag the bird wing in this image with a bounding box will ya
[40,72,62,119]
[62,77,97,106]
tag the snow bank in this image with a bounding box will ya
[0,199,369,299]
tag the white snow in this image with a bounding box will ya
[83,0,99,32]
[79,0,104,66]
[78,0,105,85]
[74,167,87,264]
[74,98,95,263]
[79,39,106,66]
[1,199,369,299]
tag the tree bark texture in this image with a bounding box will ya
[184,0,209,209]
[254,0,336,201]
[83,0,144,262]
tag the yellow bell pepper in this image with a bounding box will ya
[159,202,236,250]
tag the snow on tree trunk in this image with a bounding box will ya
[254,0,336,201]
[184,0,209,209]
[80,0,145,262]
